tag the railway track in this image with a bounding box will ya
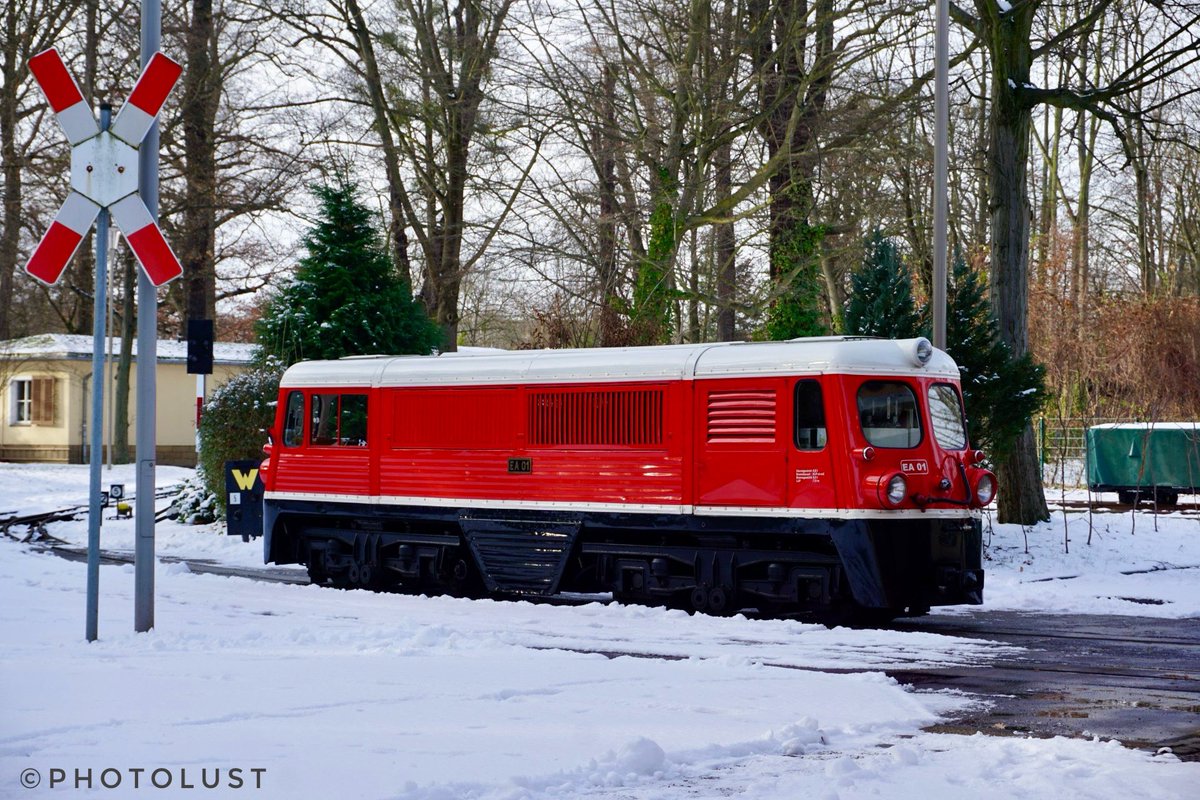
[0,487,183,539]
[7,505,1198,761]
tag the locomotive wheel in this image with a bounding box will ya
[689,586,709,613]
[707,586,733,615]
[347,563,361,585]
[447,555,484,598]
[358,563,375,588]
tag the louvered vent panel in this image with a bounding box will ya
[707,390,776,442]
[529,389,663,447]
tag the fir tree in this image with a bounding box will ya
[256,182,440,366]
[941,254,1046,464]
[843,231,922,339]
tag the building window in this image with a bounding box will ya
[9,377,55,425]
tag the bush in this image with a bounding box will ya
[172,471,219,524]
[196,364,283,518]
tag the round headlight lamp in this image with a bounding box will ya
[975,474,996,506]
[910,337,933,366]
[885,474,908,506]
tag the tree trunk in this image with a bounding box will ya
[987,7,1048,524]
[714,139,736,341]
[113,252,135,462]
[595,62,622,346]
[0,73,18,341]
[180,0,219,334]
[66,0,101,335]
[821,245,844,332]
[344,0,413,288]
[0,1,78,339]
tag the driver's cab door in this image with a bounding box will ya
[786,378,838,509]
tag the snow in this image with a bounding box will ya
[1090,422,1200,431]
[976,494,1200,618]
[997,0,1013,12]
[2,464,1198,798]
[0,332,256,364]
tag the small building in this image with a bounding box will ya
[0,333,255,466]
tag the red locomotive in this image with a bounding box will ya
[261,337,994,619]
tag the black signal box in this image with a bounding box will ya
[187,319,214,375]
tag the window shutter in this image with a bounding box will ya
[31,377,55,424]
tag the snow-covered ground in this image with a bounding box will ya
[979,488,1200,618]
[1,464,1197,798]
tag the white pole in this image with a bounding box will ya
[134,0,160,633]
[933,0,949,349]
[195,373,205,453]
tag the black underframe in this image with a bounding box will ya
[264,498,983,613]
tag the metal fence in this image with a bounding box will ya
[1035,417,1125,487]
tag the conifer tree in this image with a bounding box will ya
[843,231,922,339]
[256,182,441,366]
[942,255,1045,464]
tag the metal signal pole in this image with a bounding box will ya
[134,0,160,632]
[85,105,112,643]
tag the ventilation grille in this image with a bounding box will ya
[707,390,776,442]
[529,389,663,447]
[461,518,580,595]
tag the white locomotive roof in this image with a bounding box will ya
[280,337,960,389]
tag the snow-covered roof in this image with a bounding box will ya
[1089,422,1200,431]
[0,333,256,365]
[281,337,960,389]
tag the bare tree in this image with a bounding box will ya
[950,0,1200,523]
[0,0,85,339]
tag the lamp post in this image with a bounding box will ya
[932,0,949,350]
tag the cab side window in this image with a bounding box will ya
[282,391,305,447]
[339,394,368,445]
[794,379,827,450]
[309,393,368,446]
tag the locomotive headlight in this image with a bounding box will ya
[886,474,908,505]
[910,337,934,366]
[974,473,996,506]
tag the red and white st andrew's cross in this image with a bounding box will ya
[25,48,183,287]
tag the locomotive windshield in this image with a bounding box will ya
[927,384,968,450]
[857,381,922,448]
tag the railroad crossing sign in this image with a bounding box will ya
[25,47,183,287]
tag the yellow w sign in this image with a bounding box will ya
[231,468,259,491]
